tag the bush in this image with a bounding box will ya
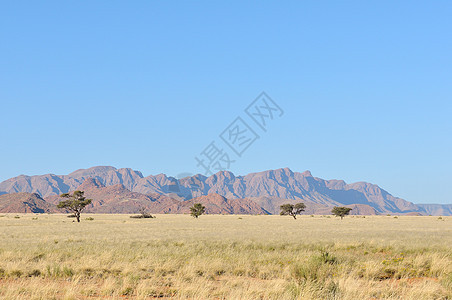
[130,207,155,219]
[27,269,41,277]
[85,217,94,221]
[130,214,154,219]
[316,250,338,265]
[9,270,22,278]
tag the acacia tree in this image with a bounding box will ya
[190,203,205,218]
[332,207,353,220]
[57,191,92,222]
[280,203,306,219]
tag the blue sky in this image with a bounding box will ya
[1,1,451,204]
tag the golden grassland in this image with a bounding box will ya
[0,213,451,299]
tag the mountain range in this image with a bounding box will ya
[0,166,449,215]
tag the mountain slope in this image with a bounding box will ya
[0,166,442,215]
[0,193,56,213]
[165,194,268,215]
[173,168,418,214]
[46,178,179,214]
[46,179,268,215]
[416,204,452,216]
[0,166,144,197]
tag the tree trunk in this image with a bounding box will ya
[76,212,80,222]
[292,214,297,220]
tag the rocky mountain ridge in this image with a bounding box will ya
[0,166,448,215]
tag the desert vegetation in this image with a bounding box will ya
[0,214,451,299]
[190,203,206,219]
[332,207,353,220]
[130,208,155,219]
[57,191,92,222]
[280,203,306,219]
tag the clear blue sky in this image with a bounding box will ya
[1,1,451,204]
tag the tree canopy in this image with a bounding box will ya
[331,207,353,219]
[57,191,92,222]
[190,203,206,218]
[280,203,306,219]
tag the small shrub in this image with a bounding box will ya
[27,269,41,277]
[67,214,76,218]
[376,268,397,280]
[131,207,155,219]
[317,250,338,265]
[121,287,134,296]
[32,217,38,220]
[394,216,398,219]
[14,215,20,219]
[130,214,154,219]
[85,217,94,221]
[63,266,74,277]
[0,268,5,278]
[46,265,62,277]
[83,268,95,277]
[291,261,321,282]
[9,270,23,278]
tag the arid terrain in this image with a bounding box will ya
[0,214,451,299]
[2,166,450,216]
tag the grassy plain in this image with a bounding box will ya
[0,213,451,299]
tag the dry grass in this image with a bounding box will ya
[0,214,451,299]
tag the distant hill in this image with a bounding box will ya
[416,204,452,216]
[46,179,268,215]
[165,194,269,215]
[0,193,56,213]
[0,166,448,215]
[46,178,180,214]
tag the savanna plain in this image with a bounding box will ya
[0,214,451,299]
